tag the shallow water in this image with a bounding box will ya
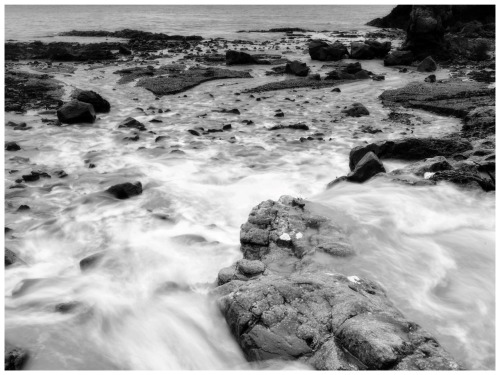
[5,33,495,370]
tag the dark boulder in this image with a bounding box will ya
[425,74,436,83]
[403,6,452,60]
[72,90,110,113]
[346,152,386,183]
[79,252,105,271]
[341,103,370,117]
[350,40,391,59]
[417,56,437,72]
[57,100,96,124]
[285,60,310,77]
[5,142,20,151]
[118,117,146,131]
[308,40,348,61]
[5,343,29,370]
[226,50,259,65]
[429,169,494,191]
[384,50,414,66]
[106,181,143,199]
[350,138,472,164]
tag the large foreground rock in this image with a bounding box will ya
[285,60,309,77]
[214,196,461,370]
[347,151,386,182]
[308,40,348,61]
[57,100,96,124]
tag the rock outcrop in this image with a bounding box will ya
[5,343,29,370]
[214,196,461,370]
[106,181,143,199]
[285,61,310,77]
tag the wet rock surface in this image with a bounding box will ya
[214,196,461,370]
[5,343,29,370]
[106,181,143,200]
[136,67,252,96]
[71,89,111,113]
[57,100,97,124]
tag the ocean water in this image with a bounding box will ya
[5,4,393,41]
[4,4,495,372]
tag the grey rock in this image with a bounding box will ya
[57,100,96,124]
[346,151,386,182]
[341,102,370,117]
[417,56,437,72]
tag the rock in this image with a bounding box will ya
[71,90,110,113]
[366,5,412,29]
[285,60,309,77]
[346,152,386,183]
[308,40,348,61]
[380,81,493,117]
[79,252,105,271]
[384,50,414,66]
[403,6,451,60]
[391,156,453,176]
[351,138,473,164]
[236,259,266,276]
[17,205,30,211]
[463,106,495,139]
[331,88,341,93]
[118,44,132,55]
[5,142,20,151]
[5,248,20,267]
[5,343,29,370]
[118,117,146,131]
[56,100,96,124]
[214,196,461,370]
[429,169,494,191]
[350,40,391,59]
[188,129,200,136]
[341,103,370,117]
[106,181,143,199]
[55,301,81,313]
[21,170,51,182]
[226,50,263,65]
[425,74,436,83]
[417,56,437,72]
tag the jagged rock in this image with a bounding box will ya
[119,45,132,55]
[346,152,386,182]
[71,90,110,113]
[463,106,495,139]
[384,50,414,66]
[106,181,143,199]
[417,56,437,72]
[5,343,29,370]
[308,40,348,61]
[57,100,96,124]
[118,117,146,131]
[285,60,309,77]
[214,196,461,370]
[341,103,370,117]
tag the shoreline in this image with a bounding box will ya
[4,5,496,371]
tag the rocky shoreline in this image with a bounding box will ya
[5,4,495,371]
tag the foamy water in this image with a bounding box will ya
[4,21,495,370]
